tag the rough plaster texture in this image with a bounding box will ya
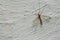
[0,0,60,40]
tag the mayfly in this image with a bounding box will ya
[32,5,51,27]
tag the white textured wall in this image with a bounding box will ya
[0,0,60,40]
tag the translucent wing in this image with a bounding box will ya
[32,17,40,27]
[41,15,51,22]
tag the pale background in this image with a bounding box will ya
[0,0,60,40]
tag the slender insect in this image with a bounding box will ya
[32,5,51,27]
[38,14,42,25]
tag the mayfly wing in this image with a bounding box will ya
[41,15,51,22]
[32,17,40,27]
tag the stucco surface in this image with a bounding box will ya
[0,0,60,40]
